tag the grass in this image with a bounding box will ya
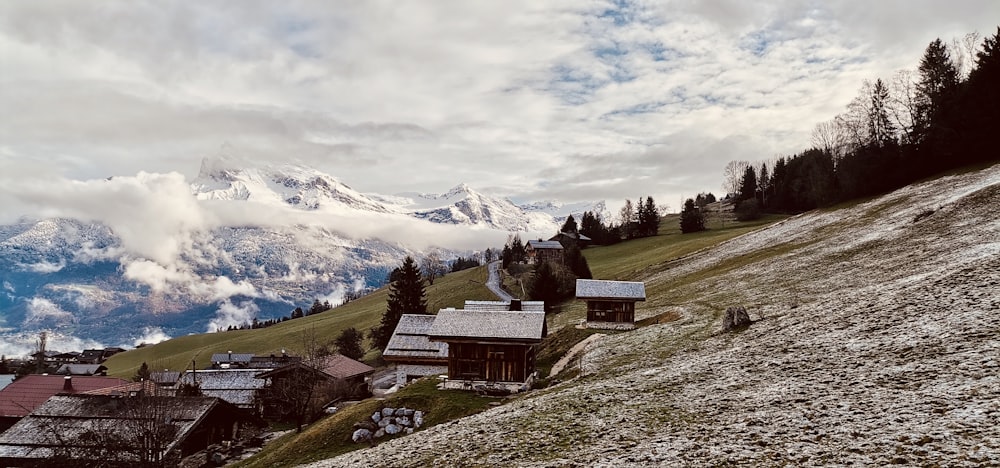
[103,266,495,378]
[234,378,498,468]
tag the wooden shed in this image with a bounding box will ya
[428,309,546,389]
[576,279,646,330]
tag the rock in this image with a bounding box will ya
[403,408,415,417]
[378,418,392,428]
[414,411,424,427]
[352,429,372,443]
[382,407,395,417]
[723,306,752,332]
[385,424,402,435]
[395,407,408,416]
[371,411,382,423]
[374,428,385,438]
[397,416,411,427]
[406,427,414,434]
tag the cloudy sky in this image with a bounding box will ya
[1,0,997,213]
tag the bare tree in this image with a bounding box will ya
[811,120,849,161]
[722,160,749,198]
[951,32,981,80]
[421,251,448,285]
[888,69,920,143]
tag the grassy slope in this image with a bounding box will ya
[103,266,495,378]
[231,213,789,466]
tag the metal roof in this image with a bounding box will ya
[383,314,449,360]
[575,279,647,301]
[428,309,545,342]
[210,353,254,363]
[0,375,129,418]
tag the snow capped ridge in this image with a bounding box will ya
[191,157,392,213]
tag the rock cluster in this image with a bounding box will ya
[352,407,425,444]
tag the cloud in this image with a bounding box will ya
[130,326,171,347]
[24,298,74,326]
[21,260,67,273]
[206,299,260,333]
[0,330,104,359]
[0,1,996,226]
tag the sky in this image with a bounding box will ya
[1,1,997,214]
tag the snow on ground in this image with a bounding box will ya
[302,164,1000,467]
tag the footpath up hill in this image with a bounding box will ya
[307,163,1000,467]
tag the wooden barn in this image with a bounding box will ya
[428,309,546,391]
[382,314,449,386]
[576,279,646,330]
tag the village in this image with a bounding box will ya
[0,226,651,467]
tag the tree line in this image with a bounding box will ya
[726,29,1000,215]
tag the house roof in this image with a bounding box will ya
[54,364,107,375]
[0,394,248,462]
[526,240,563,250]
[176,369,269,408]
[428,309,546,342]
[383,314,449,361]
[0,375,130,418]
[256,354,375,381]
[82,380,159,397]
[551,231,592,241]
[575,279,647,301]
[463,300,546,312]
[210,352,254,364]
[150,371,181,386]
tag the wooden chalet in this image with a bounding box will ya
[175,369,270,415]
[428,309,547,391]
[576,279,646,330]
[382,314,449,386]
[0,394,262,466]
[525,240,564,265]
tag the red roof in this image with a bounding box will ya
[0,375,129,417]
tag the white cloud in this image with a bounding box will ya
[24,298,74,326]
[0,330,104,359]
[206,299,260,333]
[130,326,171,348]
[20,260,66,273]
[0,0,996,228]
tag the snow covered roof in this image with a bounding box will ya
[428,309,545,343]
[575,279,646,301]
[176,369,269,408]
[463,300,546,312]
[383,314,449,361]
[526,240,563,250]
[210,352,254,364]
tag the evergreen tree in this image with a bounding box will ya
[738,166,758,202]
[334,327,365,360]
[579,211,604,244]
[133,362,151,382]
[560,215,579,234]
[372,256,427,350]
[680,199,706,233]
[563,246,592,280]
[638,196,659,237]
[290,307,304,319]
[868,78,896,147]
[308,299,324,316]
[528,261,562,313]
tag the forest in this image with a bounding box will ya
[723,29,999,214]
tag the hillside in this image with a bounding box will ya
[103,266,497,377]
[298,164,1000,467]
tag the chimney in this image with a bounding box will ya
[510,299,522,311]
[63,376,73,391]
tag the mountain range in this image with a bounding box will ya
[0,157,607,357]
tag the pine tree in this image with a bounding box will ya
[372,256,427,350]
[680,198,706,233]
[334,327,365,360]
[738,166,758,202]
[528,261,562,313]
[564,246,592,280]
[133,362,151,382]
[560,215,579,235]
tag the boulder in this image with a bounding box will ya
[403,408,415,417]
[382,407,395,417]
[385,424,402,435]
[352,429,372,444]
[374,428,385,438]
[722,306,752,332]
[413,411,424,427]
[378,417,392,428]
[371,411,382,423]
[395,407,408,416]
[397,416,412,427]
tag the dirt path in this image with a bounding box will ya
[549,333,604,376]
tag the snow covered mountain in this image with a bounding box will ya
[0,157,603,356]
